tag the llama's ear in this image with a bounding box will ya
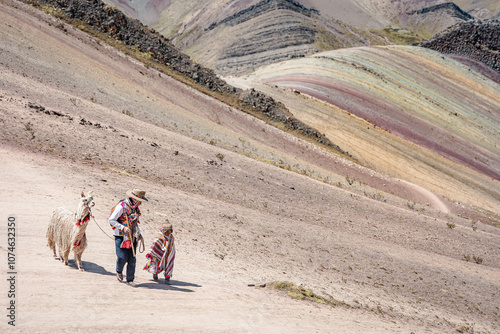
[81,191,85,197]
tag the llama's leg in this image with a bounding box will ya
[75,252,84,271]
[59,248,65,262]
[63,249,70,266]
[48,240,57,257]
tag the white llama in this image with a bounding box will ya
[47,191,95,271]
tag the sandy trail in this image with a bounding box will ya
[398,179,449,213]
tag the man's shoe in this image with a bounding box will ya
[165,277,172,285]
[116,272,123,282]
[126,281,138,288]
[153,274,158,281]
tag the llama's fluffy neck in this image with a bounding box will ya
[75,202,91,222]
[73,219,89,241]
[74,201,91,236]
[72,204,90,246]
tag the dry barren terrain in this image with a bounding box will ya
[1,0,499,333]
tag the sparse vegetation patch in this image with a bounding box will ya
[268,281,348,307]
[370,27,423,45]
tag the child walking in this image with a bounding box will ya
[144,221,176,284]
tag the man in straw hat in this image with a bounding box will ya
[109,189,148,287]
[143,220,176,284]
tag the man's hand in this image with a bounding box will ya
[123,226,131,234]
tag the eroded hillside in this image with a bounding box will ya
[104,0,493,74]
[226,45,500,214]
[1,0,500,333]
[150,0,387,74]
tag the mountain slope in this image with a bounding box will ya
[104,0,489,74]
[453,0,500,19]
[150,0,388,74]
[1,0,500,333]
[227,45,500,212]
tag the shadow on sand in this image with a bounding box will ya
[82,261,116,276]
[138,279,202,293]
[57,259,115,276]
[56,259,199,292]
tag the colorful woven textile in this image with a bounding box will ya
[110,199,141,248]
[73,214,90,246]
[144,230,175,277]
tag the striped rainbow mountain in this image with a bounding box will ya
[227,45,500,212]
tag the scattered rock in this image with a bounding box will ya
[421,19,500,74]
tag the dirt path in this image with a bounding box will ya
[398,179,449,213]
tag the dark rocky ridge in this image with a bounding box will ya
[420,19,500,74]
[240,89,345,154]
[23,0,344,153]
[407,2,474,21]
[207,0,319,30]
[221,24,317,60]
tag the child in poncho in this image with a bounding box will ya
[144,221,176,284]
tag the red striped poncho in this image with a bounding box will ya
[143,230,175,277]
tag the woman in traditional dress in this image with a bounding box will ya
[144,221,176,284]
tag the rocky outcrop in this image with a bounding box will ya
[220,25,317,60]
[420,19,500,74]
[23,0,342,151]
[207,0,318,30]
[239,89,347,154]
[407,2,474,21]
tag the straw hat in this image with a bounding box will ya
[126,189,148,202]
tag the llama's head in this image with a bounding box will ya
[76,191,95,221]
